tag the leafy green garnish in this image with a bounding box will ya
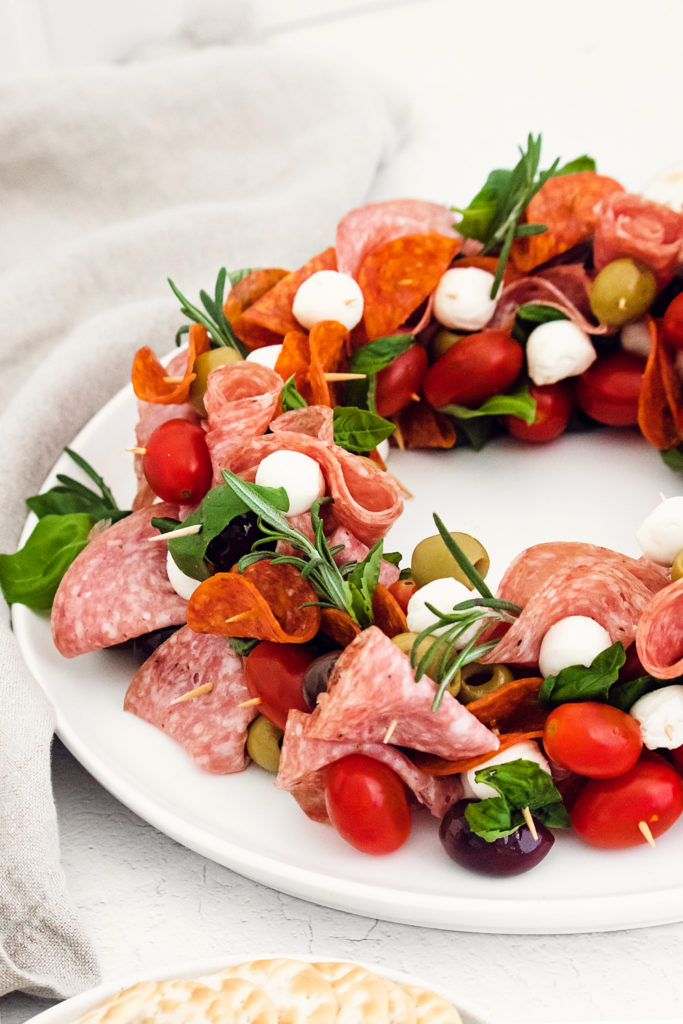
[465,759,570,842]
[440,386,536,426]
[557,155,596,175]
[0,513,96,611]
[227,267,258,287]
[332,407,395,453]
[168,267,246,355]
[515,304,570,325]
[26,448,130,523]
[228,636,260,657]
[539,642,626,705]
[349,334,415,375]
[280,376,308,412]
[661,447,683,472]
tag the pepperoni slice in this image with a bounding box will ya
[318,608,361,647]
[131,323,211,404]
[395,400,457,449]
[237,248,337,339]
[371,583,408,638]
[226,267,289,351]
[414,730,545,777]
[187,560,320,643]
[274,320,349,406]
[638,316,683,449]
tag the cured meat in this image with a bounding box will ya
[124,626,257,773]
[638,317,683,449]
[325,525,400,586]
[225,267,289,351]
[204,362,282,482]
[394,401,456,449]
[236,248,337,339]
[271,405,335,443]
[306,627,499,760]
[594,192,683,288]
[482,561,655,667]
[335,199,459,278]
[277,710,463,823]
[51,503,187,658]
[274,321,348,407]
[497,541,669,608]
[488,268,612,335]
[132,323,211,404]
[636,579,683,680]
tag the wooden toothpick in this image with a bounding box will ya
[225,610,255,625]
[383,719,398,744]
[638,820,656,848]
[170,681,213,705]
[148,523,202,542]
[237,696,262,709]
[126,446,147,455]
[521,806,538,841]
[323,372,367,382]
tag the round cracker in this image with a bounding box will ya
[198,974,278,1024]
[313,962,389,1024]
[213,958,337,1024]
[75,979,236,1024]
[401,984,462,1024]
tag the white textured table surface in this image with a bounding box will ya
[4,1,683,1021]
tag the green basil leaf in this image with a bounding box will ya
[474,759,568,816]
[453,169,512,243]
[558,155,597,175]
[516,304,570,325]
[514,222,548,238]
[610,675,666,712]
[332,407,394,454]
[349,334,415,375]
[280,376,308,412]
[440,387,536,425]
[346,539,383,628]
[465,796,518,842]
[539,642,626,705]
[228,267,259,286]
[383,550,402,567]
[0,513,96,611]
[228,636,259,656]
[454,416,494,451]
[661,447,683,472]
[535,801,571,829]
[26,448,129,523]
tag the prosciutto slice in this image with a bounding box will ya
[488,267,613,335]
[636,579,683,680]
[205,362,283,481]
[305,627,498,760]
[277,710,463,823]
[124,627,257,773]
[51,503,187,658]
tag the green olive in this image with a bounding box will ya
[391,632,461,697]
[411,532,490,589]
[458,663,514,704]
[589,258,657,326]
[671,549,683,582]
[189,347,243,414]
[246,714,284,773]
[429,328,464,361]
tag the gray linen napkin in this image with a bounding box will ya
[0,43,399,998]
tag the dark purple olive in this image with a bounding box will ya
[205,512,273,572]
[130,625,182,660]
[439,799,554,877]
[302,650,342,709]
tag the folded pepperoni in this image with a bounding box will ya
[336,199,459,278]
[237,248,337,339]
[277,710,464,822]
[394,400,456,449]
[187,560,320,643]
[225,268,289,351]
[371,584,408,638]
[638,316,683,449]
[318,608,361,647]
[306,627,498,760]
[359,233,460,340]
[274,320,349,406]
[481,562,654,667]
[132,323,211,404]
[51,503,187,658]
[413,730,545,777]
[204,362,283,481]
[124,626,258,773]
[511,172,624,273]
[636,579,683,679]
[594,192,683,288]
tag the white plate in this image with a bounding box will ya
[12,376,683,934]
[24,955,485,1024]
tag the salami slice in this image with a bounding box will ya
[306,627,498,760]
[325,525,400,585]
[336,199,459,278]
[237,248,337,339]
[51,503,187,658]
[277,710,463,823]
[594,192,683,288]
[204,362,282,482]
[482,562,655,667]
[271,406,335,443]
[124,626,257,773]
[497,541,669,607]
[636,579,683,679]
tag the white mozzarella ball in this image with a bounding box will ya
[292,270,364,330]
[636,496,683,565]
[642,165,683,211]
[538,616,612,678]
[254,450,325,517]
[433,267,498,331]
[463,741,551,800]
[376,438,390,463]
[245,344,283,369]
[526,320,597,385]
[620,319,652,359]
[406,576,475,642]
[631,685,683,749]
[166,549,202,601]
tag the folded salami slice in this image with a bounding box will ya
[124,626,257,773]
[497,541,669,608]
[336,199,459,278]
[636,579,683,679]
[482,561,654,667]
[277,710,463,823]
[204,362,282,482]
[306,627,499,760]
[51,503,187,658]
[270,406,335,443]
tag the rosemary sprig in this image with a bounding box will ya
[168,267,246,355]
[411,515,522,710]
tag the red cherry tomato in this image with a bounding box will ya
[387,578,417,614]
[142,418,213,504]
[663,292,683,351]
[422,331,523,409]
[244,642,316,730]
[324,754,411,854]
[543,702,643,779]
[374,345,428,418]
[570,753,683,848]
[505,381,573,443]
[574,352,646,426]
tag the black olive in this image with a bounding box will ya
[302,650,343,709]
[130,625,182,660]
[205,512,274,573]
[439,798,554,877]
